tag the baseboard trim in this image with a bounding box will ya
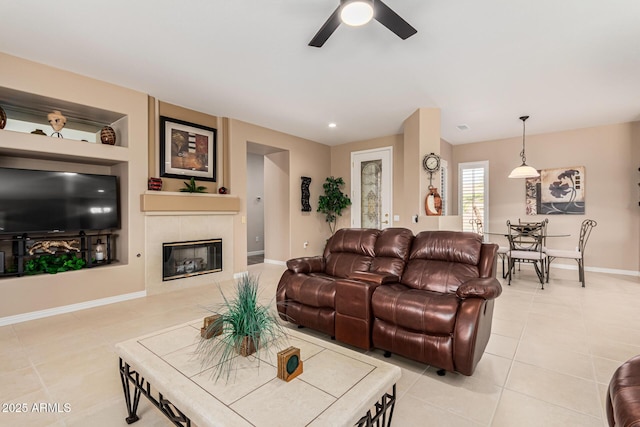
[247,250,265,256]
[0,290,147,327]
[550,263,640,277]
[264,259,286,266]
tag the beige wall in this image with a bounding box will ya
[0,53,148,318]
[246,152,265,254]
[440,139,454,215]
[264,151,290,262]
[452,122,640,273]
[229,119,331,272]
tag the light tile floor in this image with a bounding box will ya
[0,263,638,426]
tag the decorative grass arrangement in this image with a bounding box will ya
[196,274,286,382]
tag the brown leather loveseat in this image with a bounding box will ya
[276,227,502,376]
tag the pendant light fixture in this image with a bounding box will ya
[508,115,540,179]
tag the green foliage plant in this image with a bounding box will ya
[25,254,86,275]
[196,274,286,382]
[317,176,352,234]
[180,177,207,193]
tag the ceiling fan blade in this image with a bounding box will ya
[374,0,417,40]
[309,5,342,47]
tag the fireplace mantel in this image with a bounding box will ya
[140,191,240,213]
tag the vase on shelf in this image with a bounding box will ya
[100,126,116,145]
[0,105,6,129]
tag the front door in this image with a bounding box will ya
[351,147,393,229]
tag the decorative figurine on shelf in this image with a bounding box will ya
[218,186,228,194]
[0,105,6,129]
[100,126,116,145]
[28,239,80,255]
[148,177,162,191]
[425,186,443,216]
[47,110,66,138]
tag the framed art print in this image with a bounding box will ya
[160,116,217,182]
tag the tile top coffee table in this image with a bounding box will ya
[115,320,401,427]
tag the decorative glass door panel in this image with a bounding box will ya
[351,147,392,229]
[361,160,382,228]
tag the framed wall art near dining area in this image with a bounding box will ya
[526,166,585,215]
[159,116,217,182]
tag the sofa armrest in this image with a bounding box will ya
[286,256,324,274]
[348,271,399,285]
[456,278,502,300]
[335,279,381,318]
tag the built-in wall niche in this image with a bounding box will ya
[0,85,128,147]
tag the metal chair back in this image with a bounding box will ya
[578,219,597,253]
[469,218,484,236]
[508,221,545,253]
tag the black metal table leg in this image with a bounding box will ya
[119,357,191,427]
[119,358,142,424]
[356,384,397,427]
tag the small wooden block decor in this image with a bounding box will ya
[277,346,303,382]
[201,314,223,339]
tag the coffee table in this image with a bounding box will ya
[116,320,401,426]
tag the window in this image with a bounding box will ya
[439,159,448,216]
[458,161,488,233]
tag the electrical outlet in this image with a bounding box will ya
[255,236,260,242]
[303,241,309,249]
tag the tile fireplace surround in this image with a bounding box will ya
[145,213,234,294]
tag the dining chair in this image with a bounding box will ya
[545,219,597,287]
[469,218,484,236]
[507,220,547,288]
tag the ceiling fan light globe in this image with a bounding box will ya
[340,1,374,26]
[508,164,540,179]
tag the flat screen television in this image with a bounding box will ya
[0,167,120,235]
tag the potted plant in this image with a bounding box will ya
[317,176,352,234]
[180,177,207,193]
[196,274,285,381]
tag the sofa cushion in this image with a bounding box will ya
[370,227,414,277]
[324,228,380,278]
[402,259,480,293]
[285,274,336,309]
[372,283,459,335]
[401,231,482,293]
[410,231,482,264]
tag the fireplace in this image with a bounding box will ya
[162,239,222,281]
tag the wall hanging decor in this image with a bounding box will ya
[526,166,585,215]
[301,176,312,212]
[159,116,217,182]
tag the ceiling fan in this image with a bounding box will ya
[309,0,417,48]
